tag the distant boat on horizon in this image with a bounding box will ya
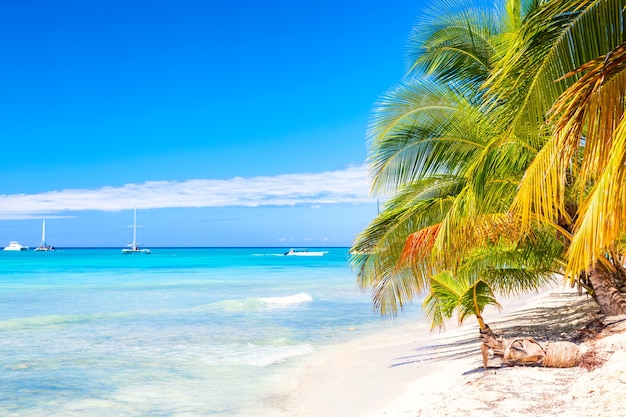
[122,207,151,254]
[34,219,55,252]
[3,241,29,251]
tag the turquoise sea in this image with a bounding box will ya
[0,247,421,417]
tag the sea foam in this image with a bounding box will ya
[193,292,314,312]
[258,292,314,306]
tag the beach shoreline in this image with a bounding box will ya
[279,285,622,417]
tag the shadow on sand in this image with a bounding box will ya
[390,292,599,369]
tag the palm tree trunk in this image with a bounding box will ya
[588,261,626,316]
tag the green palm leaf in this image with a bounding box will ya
[423,271,500,330]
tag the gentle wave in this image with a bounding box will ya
[195,293,314,312]
[258,292,313,305]
[0,293,316,330]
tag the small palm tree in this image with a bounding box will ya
[423,272,499,332]
[423,272,499,368]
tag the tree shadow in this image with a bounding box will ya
[389,292,599,368]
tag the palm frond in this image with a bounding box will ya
[486,0,625,148]
[406,0,502,97]
[518,40,626,280]
[458,229,563,295]
[351,176,466,315]
[367,80,482,196]
[566,117,626,278]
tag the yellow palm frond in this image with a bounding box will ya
[511,128,569,230]
[544,42,626,280]
[567,118,626,278]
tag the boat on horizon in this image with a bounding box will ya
[34,219,55,252]
[122,207,151,254]
[284,248,328,257]
[3,241,29,251]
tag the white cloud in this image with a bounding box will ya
[0,166,374,219]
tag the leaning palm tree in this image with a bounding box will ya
[352,0,554,325]
[375,0,626,319]
[353,0,626,372]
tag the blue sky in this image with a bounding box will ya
[0,0,424,247]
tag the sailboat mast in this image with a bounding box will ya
[122,207,149,254]
[41,219,46,246]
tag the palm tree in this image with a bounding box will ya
[354,0,626,326]
[351,0,554,326]
[423,272,500,368]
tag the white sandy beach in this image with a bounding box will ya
[282,286,626,417]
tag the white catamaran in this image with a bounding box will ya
[122,207,151,254]
[34,219,55,251]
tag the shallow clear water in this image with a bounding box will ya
[0,247,421,416]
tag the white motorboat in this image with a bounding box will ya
[34,219,55,251]
[122,207,151,254]
[4,241,29,251]
[284,248,328,257]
